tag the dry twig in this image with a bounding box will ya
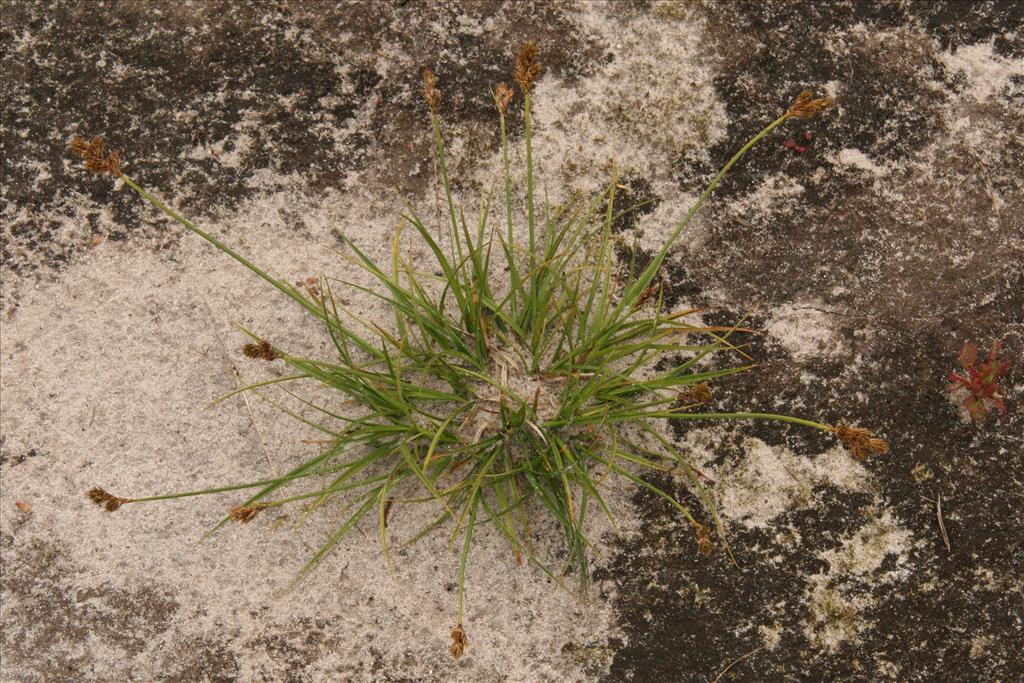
[936,493,951,554]
[709,646,764,683]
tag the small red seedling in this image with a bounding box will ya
[948,340,1011,421]
[783,131,815,154]
[782,138,807,154]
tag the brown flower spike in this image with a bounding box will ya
[229,503,270,524]
[70,136,122,177]
[494,81,514,114]
[514,41,541,91]
[87,487,132,512]
[423,68,441,114]
[695,523,713,556]
[786,90,834,119]
[833,423,889,460]
[450,624,469,659]
[243,339,280,361]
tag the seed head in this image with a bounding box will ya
[423,68,441,114]
[70,136,122,177]
[229,503,270,524]
[695,523,713,556]
[243,339,280,361]
[87,487,132,512]
[514,41,542,92]
[786,90,834,119]
[450,623,469,659]
[833,423,889,460]
[494,81,514,114]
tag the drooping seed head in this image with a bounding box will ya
[677,383,713,405]
[833,423,889,460]
[87,487,131,512]
[449,623,469,659]
[695,523,713,556]
[242,339,281,361]
[786,90,834,119]
[70,136,122,177]
[229,503,270,524]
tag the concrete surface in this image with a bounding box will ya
[2,1,1022,681]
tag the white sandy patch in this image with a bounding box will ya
[765,303,847,360]
[939,39,1023,161]
[803,511,915,652]
[759,622,783,651]
[713,171,805,221]
[941,40,1024,103]
[831,148,889,177]
[712,437,870,530]
[479,1,725,236]
[0,168,632,679]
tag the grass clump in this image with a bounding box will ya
[75,43,882,658]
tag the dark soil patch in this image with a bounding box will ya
[601,2,1024,680]
[1,0,606,285]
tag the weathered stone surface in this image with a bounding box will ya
[2,1,1021,681]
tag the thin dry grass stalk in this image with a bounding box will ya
[936,493,951,554]
[70,136,122,177]
[832,423,889,460]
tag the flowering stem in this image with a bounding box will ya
[614,113,790,319]
[120,175,322,321]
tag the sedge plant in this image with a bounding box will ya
[76,43,887,659]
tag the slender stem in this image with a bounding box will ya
[457,496,478,624]
[546,410,833,432]
[521,88,540,356]
[609,113,790,326]
[120,175,322,320]
[651,411,833,432]
[498,110,520,318]
[524,90,536,288]
[431,114,462,265]
[116,463,353,504]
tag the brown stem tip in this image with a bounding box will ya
[423,68,441,114]
[87,487,132,512]
[514,41,541,91]
[229,503,270,524]
[70,136,122,177]
[833,423,889,460]
[785,90,834,119]
[242,339,281,361]
[450,624,469,659]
